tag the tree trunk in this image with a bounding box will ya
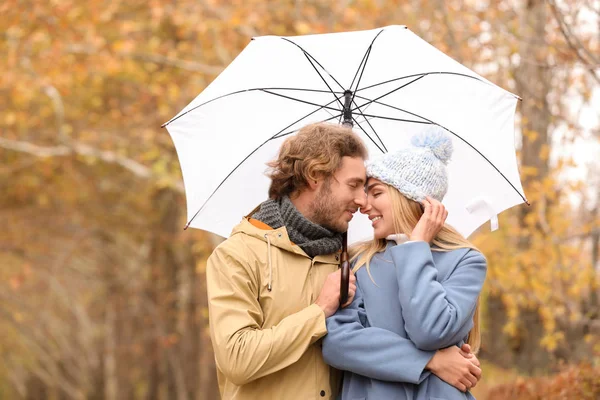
[486,0,554,373]
[516,0,552,189]
[146,187,186,400]
[104,303,118,400]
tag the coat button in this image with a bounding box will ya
[335,255,339,261]
[320,390,326,397]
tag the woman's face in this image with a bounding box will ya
[361,178,395,239]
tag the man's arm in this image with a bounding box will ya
[206,238,327,386]
[391,243,487,350]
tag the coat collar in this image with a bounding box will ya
[231,217,341,264]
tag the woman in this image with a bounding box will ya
[322,127,487,400]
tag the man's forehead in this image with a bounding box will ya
[335,157,366,182]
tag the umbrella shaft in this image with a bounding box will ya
[343,90,353,127]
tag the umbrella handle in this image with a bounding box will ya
[339,232,349,305]
[340,259,349,305]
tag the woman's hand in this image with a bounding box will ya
[410,196,448,243]
[425,344,482,392]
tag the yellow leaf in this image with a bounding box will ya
[196,260,207,273]
[539,144,550,161]
[294,22,312,35]
[4,112,16,125]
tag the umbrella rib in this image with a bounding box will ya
[354,95,376,115]
[349,47,369,92]
[436,126,529,205]
[280,38,345,91]
[184,94,344,227]
[341,29,388,153]
[356,71,500,94]
[351,75,426,113]
[351,116,385,154]
[351,85,528,202]
[272,112,345,139]
[265,87,345,94]
[354,112,528,204]
[184,137,273,229]
[269,93,346,139]
[280,38,346,107]
[353,94,430,123]
[351,47,372,100]
[350,29,384,102]
[162,87,343,127]
[262,87,344,118]
[260,89,340,113]
[351,99,387,152]
[185,109,345,229]
[299,52,345,110]
[357,113,431,124]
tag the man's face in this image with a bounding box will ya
[309,156,367,232]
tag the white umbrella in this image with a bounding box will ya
[163,25,528,245]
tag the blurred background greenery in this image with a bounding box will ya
[1,0,599,399]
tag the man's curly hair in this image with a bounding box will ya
[267,123,368,199]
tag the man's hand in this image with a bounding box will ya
[425,345,482,392]
[410,196,448,243]
[341,270,357,308]
[315,269,356,318]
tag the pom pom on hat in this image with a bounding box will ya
[411,126,453,165]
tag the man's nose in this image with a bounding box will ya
[354,191,367,208]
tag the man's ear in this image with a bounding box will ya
[307,176,320,191]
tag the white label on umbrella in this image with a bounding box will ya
[465,197,499,231]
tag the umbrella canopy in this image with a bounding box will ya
[163,25,527,244]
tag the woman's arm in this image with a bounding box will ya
[391,243,487,350]
[322,281,435,384]
[322,277,482,390]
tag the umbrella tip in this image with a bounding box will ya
[525,199,531,206]
[161,122,168,128]
[184,221,191,230]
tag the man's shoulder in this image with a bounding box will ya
[206,233,256,278]
[213,231,251,253]
[211,229,270,257]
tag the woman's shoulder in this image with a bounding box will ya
[434,246,486,264]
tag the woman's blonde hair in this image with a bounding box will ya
[351,184,483,353]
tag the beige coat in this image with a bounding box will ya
[206,217,341,399]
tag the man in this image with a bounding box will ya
[206,123,366,399]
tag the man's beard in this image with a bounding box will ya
[309,179,347,233]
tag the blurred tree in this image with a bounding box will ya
[471,0,600,373]
[0,0,598,398]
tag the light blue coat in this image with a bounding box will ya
[322,241,487,400]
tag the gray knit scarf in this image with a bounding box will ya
[251,196,343,258]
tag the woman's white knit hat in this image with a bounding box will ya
[365,126,453,202]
